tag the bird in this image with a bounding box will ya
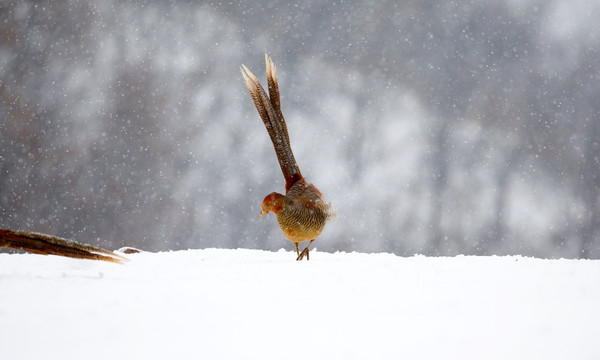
[0,228,128,263]
[241,54,336,261]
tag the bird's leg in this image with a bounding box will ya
[294,242,300,256]
[296,240,314,261]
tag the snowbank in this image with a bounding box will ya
[1,249,599,359]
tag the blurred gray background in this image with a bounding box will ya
[1,0,598,258]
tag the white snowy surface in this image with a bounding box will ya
[1,249,599,360]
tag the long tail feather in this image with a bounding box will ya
[0,228,128,264]
[241,54,302,192]
[265,54,291,147]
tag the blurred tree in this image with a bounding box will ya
[1,0,599,258]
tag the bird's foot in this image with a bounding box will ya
[296,247,310,261]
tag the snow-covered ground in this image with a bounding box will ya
[1,249,599,359]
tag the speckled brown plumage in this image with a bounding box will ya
[241,54,336,260]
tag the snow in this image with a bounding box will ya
[1,249,599,360]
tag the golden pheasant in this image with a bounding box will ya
[0,228,127,263]
[241,54,336,260]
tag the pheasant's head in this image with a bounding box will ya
[261,192,285,217]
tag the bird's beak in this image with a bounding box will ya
[260,210,266,217]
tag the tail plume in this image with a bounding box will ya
[0,228,127,264]
[241,54,302,192]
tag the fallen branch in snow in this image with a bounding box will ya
[0,228,128,264]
